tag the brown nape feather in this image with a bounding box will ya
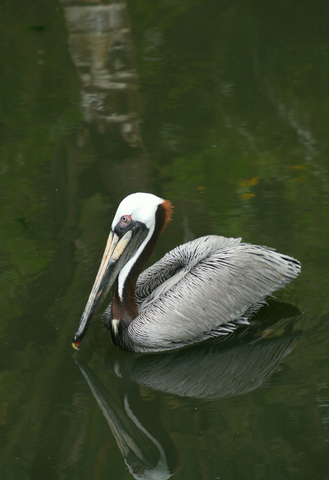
[161,199,174,230]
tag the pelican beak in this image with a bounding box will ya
[72,229,136,349]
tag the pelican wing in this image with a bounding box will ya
[135,236,242,308]
[129,236,300,352]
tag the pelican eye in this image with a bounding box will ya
[120,215,131,224]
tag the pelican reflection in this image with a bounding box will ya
[75,305,301,478]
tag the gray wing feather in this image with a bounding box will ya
[135,235,241,307]
[129,236,300,352]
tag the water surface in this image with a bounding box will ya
[1,0,329,478]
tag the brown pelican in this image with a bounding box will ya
[72,192,301,353]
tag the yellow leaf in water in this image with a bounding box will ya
[248,176,259,186]
[291,164,307,170]
[240,193,256,200]
[238,177,259,188]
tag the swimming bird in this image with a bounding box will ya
[72,192,301,353]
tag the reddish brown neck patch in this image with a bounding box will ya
[161,199,174,231]
[112,282,138,323]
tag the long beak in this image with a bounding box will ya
[72,230,133,350]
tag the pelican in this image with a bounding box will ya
[72,192,301,353]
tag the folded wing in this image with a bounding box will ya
[129,236,300,352]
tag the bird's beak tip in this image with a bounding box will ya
[72,339,81,351]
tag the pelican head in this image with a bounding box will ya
[72,193,173,349]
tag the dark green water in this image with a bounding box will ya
[1,0,329,478]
